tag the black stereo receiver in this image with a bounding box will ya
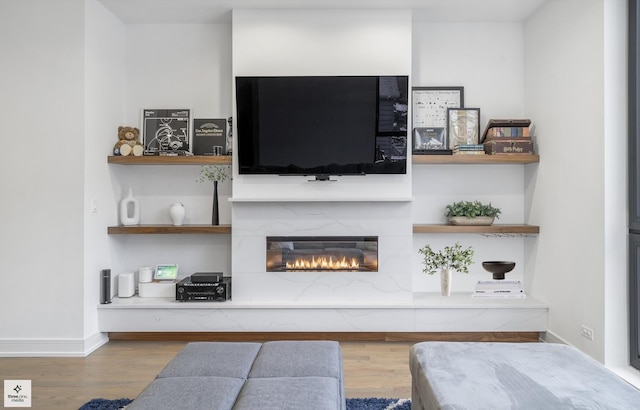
[176,276,231,302]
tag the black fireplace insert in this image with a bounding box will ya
[266,236,378,272]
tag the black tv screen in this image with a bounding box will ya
[235,76,408,176]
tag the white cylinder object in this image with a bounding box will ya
[139,266,153,283]
[118,272,135,298]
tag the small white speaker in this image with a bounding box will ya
[118,272,135,298]
[139,266,153,283]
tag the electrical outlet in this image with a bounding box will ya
[581,325,594,341]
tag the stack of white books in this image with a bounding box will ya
[472,280,526,299]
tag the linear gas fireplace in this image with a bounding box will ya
[266,236,378,272]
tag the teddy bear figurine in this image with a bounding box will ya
[114,126,144,156]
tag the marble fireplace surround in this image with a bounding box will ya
[231,200,414,303]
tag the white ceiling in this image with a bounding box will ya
[97,0,548,24]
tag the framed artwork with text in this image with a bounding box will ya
[412,87,464,153]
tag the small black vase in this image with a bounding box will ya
[212,180,219,225]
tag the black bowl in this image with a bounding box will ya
[482,261,516,280]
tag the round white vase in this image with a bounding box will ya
[169,203,186,226]
[440,268,452,296]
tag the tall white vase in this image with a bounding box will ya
[440,268,452,296]
[169,203,186,226]
[120,187,140,226]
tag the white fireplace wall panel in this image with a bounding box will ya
[232,202,413,302]
[230,9,414,306]
[231,9,413,201]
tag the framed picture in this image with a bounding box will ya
[192,118,227,155]
[447,108,481,148]
[411,86,464,153]
[142,109,191,154]
[413,127,447,152]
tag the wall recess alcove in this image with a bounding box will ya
[97,5,548,336]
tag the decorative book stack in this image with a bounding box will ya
[453,144,485,155]
[481,119,534,155]
[471,280,526,299]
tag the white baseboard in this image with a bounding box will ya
[539,330,569,345]
[0,332,108,357]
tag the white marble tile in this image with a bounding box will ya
[98,301,547,332]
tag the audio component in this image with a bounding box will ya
[176,276,231,302]
[190,272,223,283]
[100,269,111,304]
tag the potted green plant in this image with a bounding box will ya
[418,242,474,296]
[445,200,501,226]
[198,165,232,225]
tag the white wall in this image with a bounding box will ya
[124,23,232,125]
[602,0,628,368]
[525,0,608,360]
[411,22,530,292]
[0,0,86,353]
[83,0,126,349]
[412,22,525,122]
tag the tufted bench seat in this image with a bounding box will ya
[410,341,640,410]
[127,341,345,410]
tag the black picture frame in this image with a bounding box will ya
[411,87,464,153]
[142,109,191,154]
[447,108,480,149]
[413,127,447,152]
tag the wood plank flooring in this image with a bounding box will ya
[0,341,414,410]
[1,332,539,409]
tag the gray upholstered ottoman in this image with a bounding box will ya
[128,341,345,410]
[410,342,640,410]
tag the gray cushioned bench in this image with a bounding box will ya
[410,341,640,410]
[127,341,346,410]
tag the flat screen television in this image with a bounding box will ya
[235,75,408,177]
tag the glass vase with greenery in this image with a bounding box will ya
[418,242,474,296]
[418,242,475,275]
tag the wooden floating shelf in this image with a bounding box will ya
[107,155,232,165]
[108,155,538,165]
[412,154,539,164]
[412,224,540,234]
[108,224,232,234]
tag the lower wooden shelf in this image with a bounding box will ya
[412,224,539,234]
[108,224,231,234]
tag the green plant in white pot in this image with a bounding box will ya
[418,242,474,296]
[445,200,501,226]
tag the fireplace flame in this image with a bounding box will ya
[285,256,360,271]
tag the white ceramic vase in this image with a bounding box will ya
[440,268,452,296]
[120,187,140,226]
[169,203,186,226]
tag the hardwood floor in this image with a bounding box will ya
[0,341,414,409]
[1,331,539,409]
